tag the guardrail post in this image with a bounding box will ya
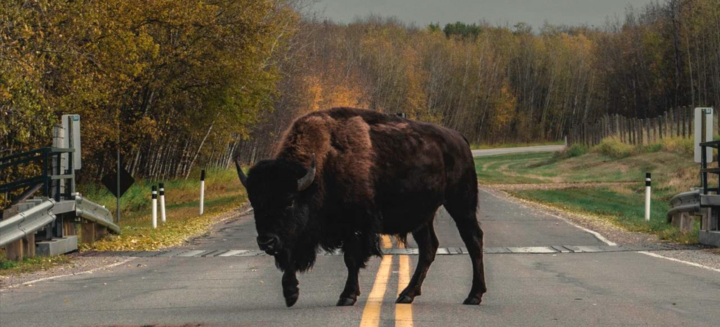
[152,185,158,229]
[2,207,26,261]
[199,170,205,216]
[6,239,24,261]
[645,173,652,222]
[159,182,166,223]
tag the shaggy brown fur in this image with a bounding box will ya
[238,107,486,308]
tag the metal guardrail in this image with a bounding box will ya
[0,199,56,247]
[75,194,120,234]
[666,190,702,222]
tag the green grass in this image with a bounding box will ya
[475,147,700,189]
[475,138,708,243]
[78,167,247,251]
[510,187,697,243]
[0,254,72,276]
[474,152,556,184]
[471,140,565,150]
[1,167,248,273]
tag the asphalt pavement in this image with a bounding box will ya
[2,187,720,326]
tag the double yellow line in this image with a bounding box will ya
[359,235,413,327]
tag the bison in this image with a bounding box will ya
[235,107,486,307]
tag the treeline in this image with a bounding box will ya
[3,0,720,183]
[1,0,297,182]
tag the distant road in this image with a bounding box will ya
[472,144,566,157]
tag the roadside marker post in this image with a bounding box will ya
[152,185,158,229]
[645,173,651,222]
[199,170,205,216]
[159,183,166,223]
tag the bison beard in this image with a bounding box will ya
[236,107,487,307]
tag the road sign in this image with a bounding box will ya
[694,107,713,163]
[61,114,82,170]
[101,167,134,198]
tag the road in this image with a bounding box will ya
[2,186,720,327]
[471,144,565,157]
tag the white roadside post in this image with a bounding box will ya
[159,182,166,223]
[199,170,206,216]
[152,185,158,229]
[645,173,651,222]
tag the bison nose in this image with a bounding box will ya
[257,234,279,251]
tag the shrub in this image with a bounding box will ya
[553,144,588,160]
[660,137,694,156]
[593,138,635,158]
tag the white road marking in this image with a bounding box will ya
[548,215,618,246]
[0,257,136,291]
[486,188,618,246]
[638,251,720,273]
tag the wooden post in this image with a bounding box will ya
[2,206,33,261]
[681,107,687,138]
[688,107,693,139]
[675,108,680,137]
[622,116,626,143]
[6,240,24,261]
[63,221,76,236]
[23,234,35,257]
[653,118,658,142]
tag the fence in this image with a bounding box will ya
[568,106,718,147]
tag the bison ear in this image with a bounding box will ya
[297,154,316,191]
[235,157,249,188]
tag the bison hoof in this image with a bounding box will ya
[462,296,482,305]
[336,297,357,306]
[395,295,414,304]
[285,293,299,307]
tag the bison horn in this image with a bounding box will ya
[235,157,249,188]
[297,154,316,191]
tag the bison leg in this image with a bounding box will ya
[337,242,363,306]
[396,222,439,304]
[282,269,300,307]
[456,221,486,305]
[446,205,487,305]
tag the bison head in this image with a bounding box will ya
[235,155,316,258]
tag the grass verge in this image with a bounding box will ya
[475,137,710,243]
[0,254,72,277]
[79,167,246,251]
[510,187,698,243]
[471,140,564,150]
[1,167,247,275]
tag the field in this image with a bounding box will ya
[475,139,704,243]
[470,140,565,150]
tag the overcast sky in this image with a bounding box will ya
[310,0,659,29]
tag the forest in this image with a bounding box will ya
[2,0,720,182]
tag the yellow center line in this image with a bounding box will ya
[396,242,413,327]
[359,235,393,327]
